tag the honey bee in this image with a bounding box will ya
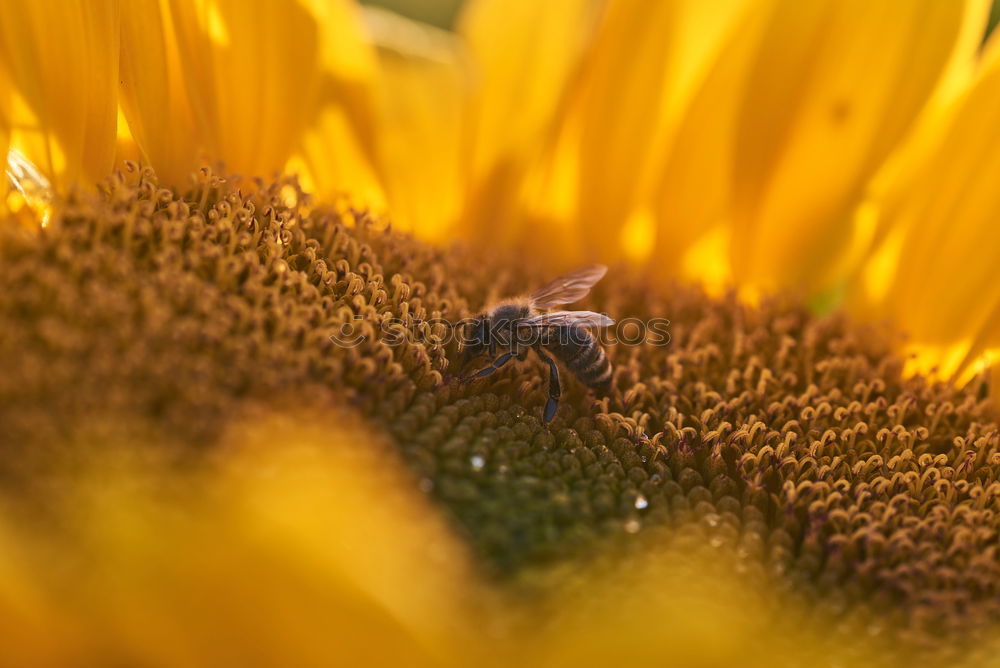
[458,265,614,423]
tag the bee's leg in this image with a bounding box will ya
[536,349,561,423]
[462,351,517,382]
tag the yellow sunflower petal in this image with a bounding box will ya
[457,0,602,237]
[364,8,464,241]
[0,0,119,190]
[122,0,326,185]
[291,0,384,209]
[852,39,1000,385]
[528,539,899,668]
[856,0,992,262]
[570,0,754,265]
[512,109,588,259]
[0,522,85,665]
[726,0,979,299]
[119,0,200,188]
[1,63,10,211]
[650,2,767,278]
[290,102,386,213]
[303,0,379,153]
[993,356,1000,408]
[0,414,486,666]
[957,302,1000,388]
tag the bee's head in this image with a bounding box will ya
[457,314,490,371]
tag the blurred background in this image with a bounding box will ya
[364,0,463,28]
[365,0,1000,35]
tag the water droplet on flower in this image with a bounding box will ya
[634,494,648,510]
[703,513,721,528]
[470,455,485,471]
[624,519,641,534]
[710,536,724,548]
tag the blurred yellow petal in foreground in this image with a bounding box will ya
[851,38,1000,387]
[528,541,908,668]
[0,412,915,668]
[0,413,484,667]
[0,0,119,191]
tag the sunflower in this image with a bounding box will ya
[2,0,1000,666]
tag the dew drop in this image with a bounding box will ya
[624,519,642,534]
[634,494,649,510]
[470,455,485,471]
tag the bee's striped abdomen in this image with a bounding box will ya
[544,326,613,396]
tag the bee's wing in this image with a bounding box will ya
[521,310,615,329]
[528,265,607,309]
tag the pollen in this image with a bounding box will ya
[0,168,998,647]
